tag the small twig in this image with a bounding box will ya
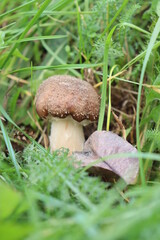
[111,110,126,140]
[74,45,88,61]
[27,110,49,149]
[37,125,48,146]
[7,74,29,84]
[24,90,32,96]
[94,70,126,88]
[143,83,160,93]
[0,116,6,121]
[114,183,130,203]
[130,106,136,144]
[110,106,133,119]
[112,86,138,95]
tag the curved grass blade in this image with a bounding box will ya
[81,151,160,174]
[121,41,160,71]
[11,35,67,43]
[8,63,103,74]
[136,17,160,185]
[119,22,151,35]
[0,119,20,178]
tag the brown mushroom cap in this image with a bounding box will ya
[35,75,100,122]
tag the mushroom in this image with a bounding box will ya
[35,75,100,153]
[73,131,139,184]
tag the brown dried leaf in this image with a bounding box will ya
[73,131,139,185]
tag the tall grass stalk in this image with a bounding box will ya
[75,0,84,76]
[136,17,160,185]
[106,65,117,131]
[0,119,20,178]
[98,26,116,131]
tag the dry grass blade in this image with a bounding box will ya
[94,70,126,88]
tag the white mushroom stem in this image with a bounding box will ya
[49,116,85,153]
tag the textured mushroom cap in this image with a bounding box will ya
[35,75,100,122]
[73,131,139,185]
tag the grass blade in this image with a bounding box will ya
[99,0,129,39]
[0,0,52,69]
[121,41,160,71]
[11,35,67,43]
[136,17,160,185]
[98,26,116,131]
[0,0,37,18]
[8,63,103,74]
[119,22,151,35]
[0,119,20,178]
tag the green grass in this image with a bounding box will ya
[0,0,160,239]
[136,16,160,185]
